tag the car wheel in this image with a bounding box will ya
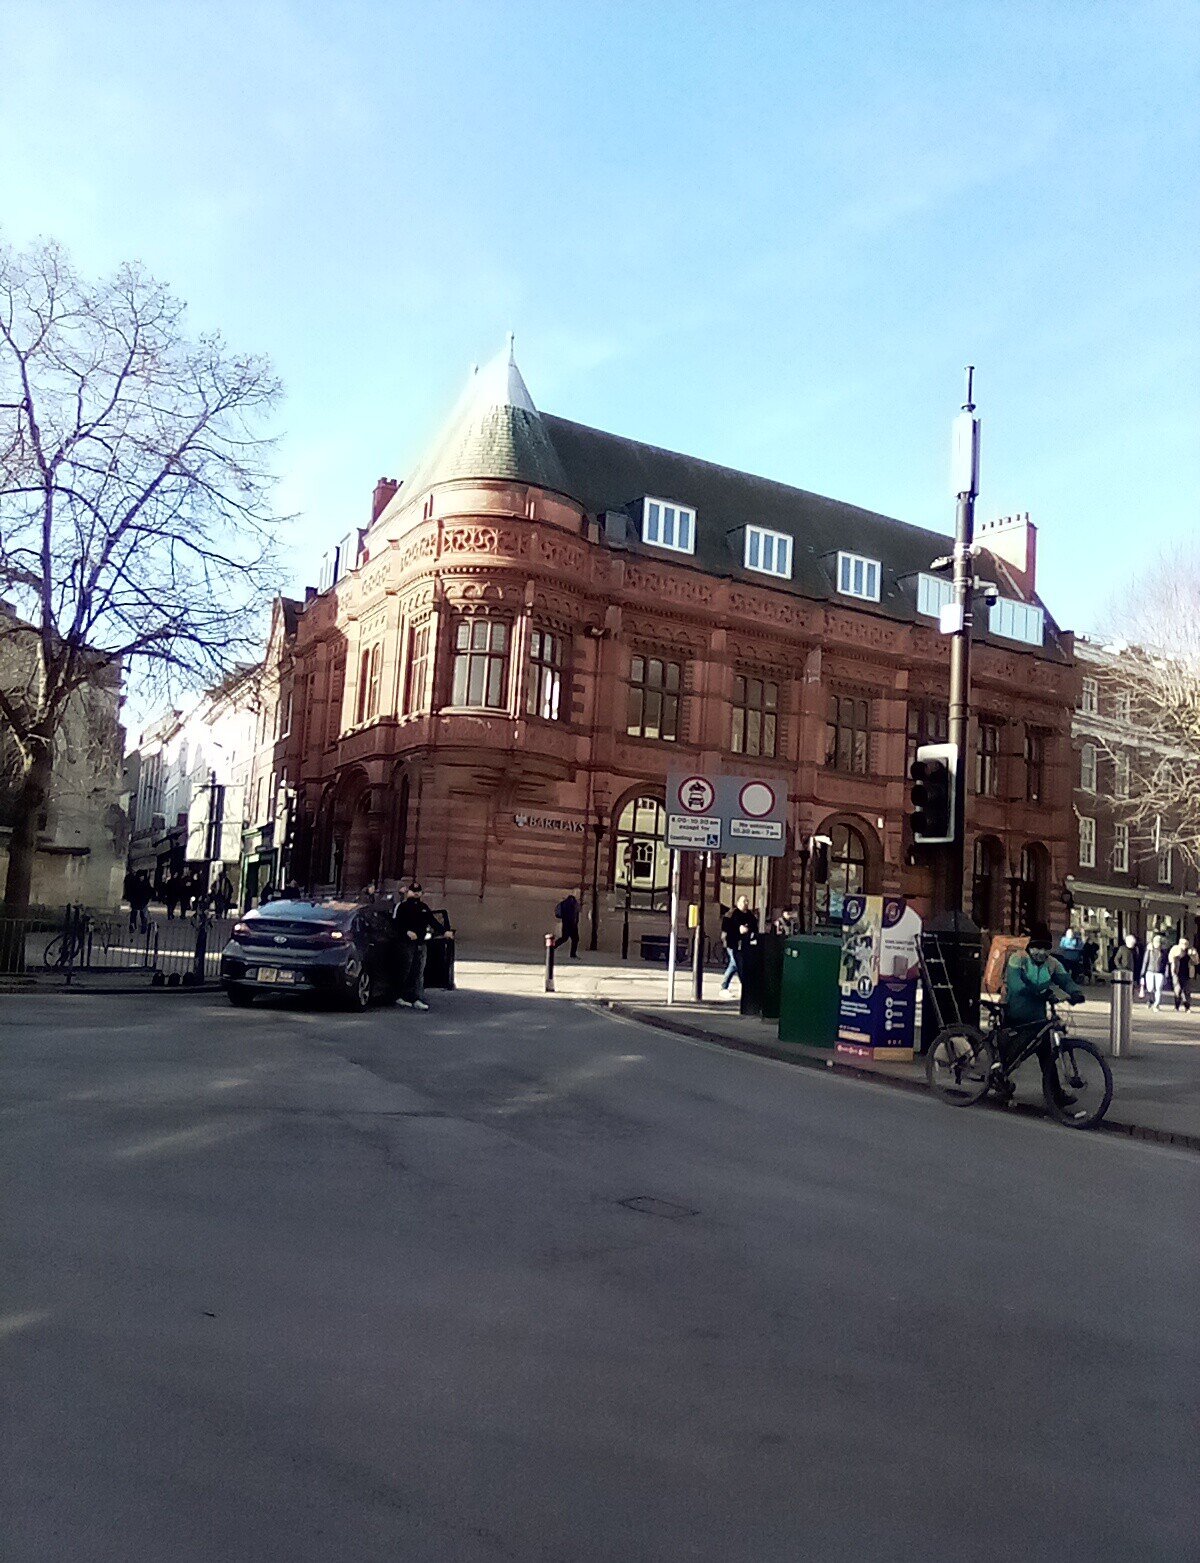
[348,968,372,1010]
[227,987,254,1008]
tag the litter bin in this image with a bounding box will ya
[739,933,765,1017]
[759,931,785,1022]
[778,934,841,1048]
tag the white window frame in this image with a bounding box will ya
[1080,676,1098,716]
[916,573,954,618]
[1112,822,1129,874]
[744,526,793,579]
[1078,815,1096,870]
[836,551,882,602]
[642,497,695,555]
[1080,742,1097,794]
[1158,846,1173,885]
[1114,752,1130,800]
[988,597,1045,646]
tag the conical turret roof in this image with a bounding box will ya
[390,340,572,511]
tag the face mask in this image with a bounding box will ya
[1028,949,1050,966]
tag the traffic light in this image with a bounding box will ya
[909,743,957,846]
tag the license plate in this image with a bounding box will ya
[255,967,296,984]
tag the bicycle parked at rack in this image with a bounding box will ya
[926,998,1113,1128]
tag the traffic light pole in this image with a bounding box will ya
[947,368,980,916]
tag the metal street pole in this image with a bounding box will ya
[947,367,981,915]
[692,851,707,1002]
[667,849,680,1004]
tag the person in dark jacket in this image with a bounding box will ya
[392,882,440,1010]
[719,895,759,996]
[553,893,580,959]
[1000,923,1085,1106]
[125,870,152,933]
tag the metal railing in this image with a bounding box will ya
[0,904,231,985]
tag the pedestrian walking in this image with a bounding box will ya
[392,881,439,1010]
[1111,932,1141,980]
[553,893,581,959]
[213,870,235,919]
[163,871,183,921]
[1168,936,1197,1012]
[127,870,152,933]
[1142,934,1169,1009]
[719,895,759,997]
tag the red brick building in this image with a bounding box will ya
[273,346,1077,950]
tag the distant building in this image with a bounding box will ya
[264,346,1078,949]
[1068,638,1199,963]
[125,666,259,899]
[0,602,125,907]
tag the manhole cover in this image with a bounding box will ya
[619,1195,698,1220]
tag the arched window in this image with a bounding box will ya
[821,823,868,924]
[719,853,771,919]
[613,796,670,910]
[972,836,1005,930]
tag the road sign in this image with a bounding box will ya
[666,771,787,857]
[676,774,716,814]
[666,815,722,850]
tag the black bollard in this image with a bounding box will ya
[544,932,556,992]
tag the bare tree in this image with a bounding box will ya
[0,235,284,913]
[1094,549,1200,873]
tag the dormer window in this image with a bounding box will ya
[988,597,1044,647]
[642,497,695,554]
[837,551,881,602]
[744,526,792,579]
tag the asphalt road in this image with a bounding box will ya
[2,988,1197,1562]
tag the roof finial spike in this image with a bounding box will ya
[507,330,516,363]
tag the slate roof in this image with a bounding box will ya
[380,343,571,519]
[539,413,1070,663]
[376,347,1067,663]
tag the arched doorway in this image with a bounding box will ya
[611,793,670,911]
[971,836,1006,931]
[814,818,880,927]
[1017,842,1051,932]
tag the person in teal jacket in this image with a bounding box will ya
[1001,923,1085,1104]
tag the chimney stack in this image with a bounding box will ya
[978,511,1037,599]
[371,476,399,522]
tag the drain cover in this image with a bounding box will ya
[619,1195,698,1219]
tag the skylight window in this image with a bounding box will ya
[989,597,1044,647]
[642,498,695,554]
[837,552,881,602]
[744,526,793,579]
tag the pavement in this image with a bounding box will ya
[457,949,1200,1147]
[2,986,1197,1561]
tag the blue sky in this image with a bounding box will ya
[2,0,1197,634]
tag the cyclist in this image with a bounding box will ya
[998,922,1085,1105]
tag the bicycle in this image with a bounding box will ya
[43,910,93,970]
[926,998,1113,1129]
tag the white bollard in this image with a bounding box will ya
[1109,971,1133,1058]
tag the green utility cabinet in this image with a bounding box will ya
[778,935,841,1049]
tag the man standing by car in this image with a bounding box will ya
[393,881,438,1010]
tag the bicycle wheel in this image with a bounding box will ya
[1043,1034,1113,1128]
[926,1024,994,1106]
[43,934,68,969]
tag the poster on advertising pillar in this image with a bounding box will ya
[836,895,923,1062]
